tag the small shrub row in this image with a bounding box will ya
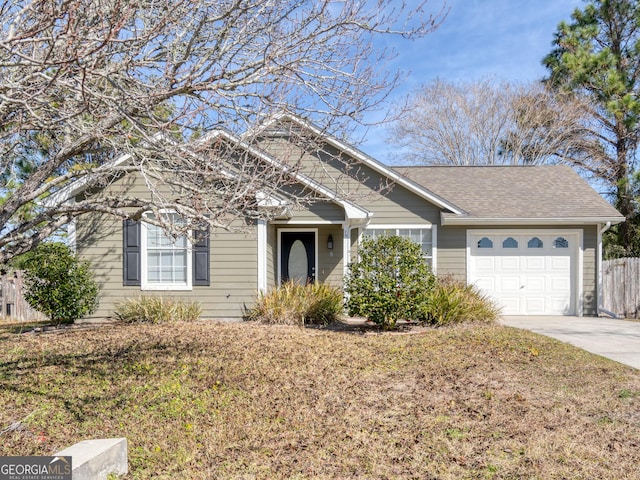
[114,296,202,323]
[247,281,343,326]
[345,235,501,328]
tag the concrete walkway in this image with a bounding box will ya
[500,316,640,370]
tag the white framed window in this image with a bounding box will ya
[554,237,569,248]
[528,236,544,249]
[502,237,518,248]
[141,212,192,290]
[477,237,493,248]
[362,225,435,268]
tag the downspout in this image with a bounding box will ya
[597,222,617,318]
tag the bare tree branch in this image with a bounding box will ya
[388,79,601,168]
[0,0,446,263]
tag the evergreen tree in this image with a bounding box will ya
[543,0,640,256]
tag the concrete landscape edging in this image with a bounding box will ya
[55,438,127,480]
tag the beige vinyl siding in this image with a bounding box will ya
[276,182,346,222]
[362,182,440,225]
[287,201,345,222]
[75,172,260,320]
[436,226,467,280]
[76,215,125,321]
[78,214,259,320]
[258,137,441,225]
[317,225,344,286]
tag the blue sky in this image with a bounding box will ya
[360,0,583,163]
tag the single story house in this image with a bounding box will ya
[71,113,624,320]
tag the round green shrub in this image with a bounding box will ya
[344,235,435,329]
[19,242,99,324]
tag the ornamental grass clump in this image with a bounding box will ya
[344,235,436,329]
[248,281,343,326]
[426,277,501,326]
[114,296,202,323]
[305,282,344,325]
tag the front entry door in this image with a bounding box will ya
[281,232,315,284]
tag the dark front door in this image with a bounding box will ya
[281,232,315,284]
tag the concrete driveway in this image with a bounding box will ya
[500,316,640,370]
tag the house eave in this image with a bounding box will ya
[441,214,626,226]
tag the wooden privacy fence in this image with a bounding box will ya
[602,257,640,319]
[0,271,46,321]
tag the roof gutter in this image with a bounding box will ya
[441,214,626,226]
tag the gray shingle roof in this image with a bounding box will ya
[395,165,624,223]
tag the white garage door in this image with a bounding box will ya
[468,232,577,315]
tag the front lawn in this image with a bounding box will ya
[0,321,638,479]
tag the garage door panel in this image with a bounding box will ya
[525,297,546,313]
[499,256,520,270]
[500,297,521,314]
[550,256,570,270]
[498,276,521,292]
[474,277,495,291]
[469,232,576,315]
[475,257,495,271]
[524,276,545,293]
[550,297,570,313]
[524,256,545,270]
[551,277,570,291]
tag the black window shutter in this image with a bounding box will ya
[193,226,210,286]
[123,219,141,286]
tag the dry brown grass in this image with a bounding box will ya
[0,321,639,479]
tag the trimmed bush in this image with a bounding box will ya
[425,277,501,326]
[344,235,436,329]
[248,281,343,326]
[114,296,202,323]
[18,242,99,324]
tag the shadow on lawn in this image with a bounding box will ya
[306,317,425,334]
[0,330,180,424]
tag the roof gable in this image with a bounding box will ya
[254,113,465,215]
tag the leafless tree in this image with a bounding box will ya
[0,0,445,263]
[389,78,597,166]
